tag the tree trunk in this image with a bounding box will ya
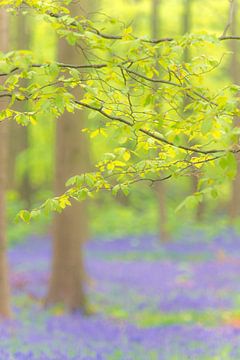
[45,2,89,312]
[8,14,32,208]
[182,0,191,60]
[152,0,170,242]
[229,0,240,220]
[0,8,12,318]
[192,176,205,221]
[181,0,203,221]
[156,182,170,241]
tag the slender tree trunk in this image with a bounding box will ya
[182,0,191,59]
[152,0,170,241]
[229,0,240,220]
[181,0,204,221]
[156,182,170,241]
[0,8,12,318]
[192,176,204,221]
[152,0,159,39]
[8,15,32,208]
[45,2,89,312]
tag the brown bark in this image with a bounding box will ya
[8,122,31,207]
[182,0,204,221]
[0,9,12,318]
[229,157,240,219]
[229,0,240,220]
[182,0,191,60]
[152,0,160,39]
[156,182,170,241]
[192,176,204,222]
[45,2,89,312]
[151,0,170,242]
[8,15,32,208]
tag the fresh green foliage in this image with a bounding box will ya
[0,0,239,221]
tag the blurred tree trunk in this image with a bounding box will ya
[45,1,90,312]
[229,0,240,220]
[152,0,170,242]
[182,0,191,59]
[0,9,12,318]
[182,0,204,221]
[8,15,32,208]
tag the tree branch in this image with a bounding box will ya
[22,3,240,45]
[75,100,230,155]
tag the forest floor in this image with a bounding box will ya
[2,231,240,359]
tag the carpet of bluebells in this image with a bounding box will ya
[2,231,240,359]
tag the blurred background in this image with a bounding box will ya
[3,1,240,358]
[7,0,239,244]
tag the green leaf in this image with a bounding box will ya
[201,119,212,134]
[121,184,130,196]
[112,184,121,196]
[18,210,31,223]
